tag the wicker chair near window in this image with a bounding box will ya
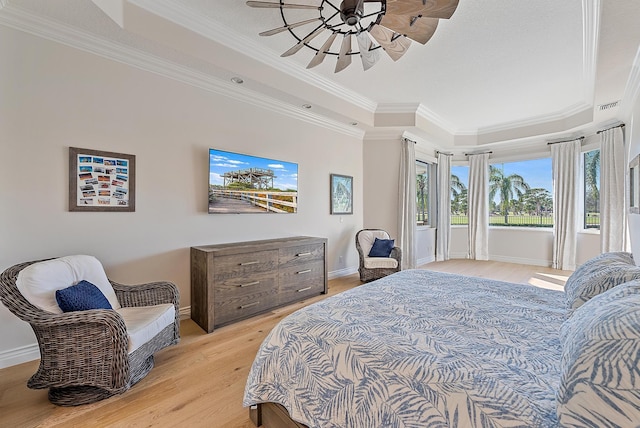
[356,229,402,282]
[0,255,180,406]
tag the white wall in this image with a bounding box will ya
[0,26,363,367]
[450,227,600,267]
[627,102,640,262]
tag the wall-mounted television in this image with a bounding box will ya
[209,148,298,214]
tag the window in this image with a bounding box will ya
[584,149,600,229]
[451,165,468,225]
[489,158,553,227]
[416,161,430,226]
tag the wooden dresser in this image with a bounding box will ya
[190,236,327,333]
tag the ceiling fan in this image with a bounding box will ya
[246,0,459,73]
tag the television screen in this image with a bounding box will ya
[209,148,298,214]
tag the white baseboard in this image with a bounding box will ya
[488,255,552,267]
[450,252,469,259]
[328,266,358,280]
[417,255,436,266]
[445,252,552,268]
[0,343,40,369]
[179,306,191,320]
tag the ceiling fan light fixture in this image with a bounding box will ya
[340,0,364,26]
[246,0,460,73]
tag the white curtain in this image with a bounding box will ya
[468,153,489,260]
[436,153,451,261]
[398,138,416,269]
[551,140,581,270]
[600,126,626,252]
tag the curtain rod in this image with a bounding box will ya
[403,138,417,144]
[547,136,584,146]
[465,151,493,156]
[597,123,625,134]
[436,151,453,156]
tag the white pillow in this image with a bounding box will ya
[16,255,121,313]
[358,230,391,256]
[557,280,640,426]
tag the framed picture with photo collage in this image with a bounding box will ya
[69,147,136,212]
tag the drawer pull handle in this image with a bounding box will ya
[240,261,259,266]
[297,287,312,292]
[296,252,312,257]
[238,281,260,288]
[240,302,259,309]
[297,269,312,274]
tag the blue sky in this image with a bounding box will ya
[451,158,553,193]
[209,149,298,191]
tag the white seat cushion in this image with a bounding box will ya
[16,255,121,313]
[358,230,392,257]
[363,257,398,269]
[117,304,175,354]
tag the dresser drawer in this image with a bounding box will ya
[213,250,278,280]
[278,260,325,305]
[215,273,278,299]
[279,260,325,290]
[279,243,324,268]
[214,286,279,326]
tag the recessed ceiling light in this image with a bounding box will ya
[231,77,244,84]
[302,104,312,109]
[350,122,358,126]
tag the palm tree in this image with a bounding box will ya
[489,165,530,224]
[416,173,428,224]
[584,150,600,217]
[450,174,466,212]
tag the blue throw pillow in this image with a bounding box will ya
[368,238,395,257]
[55,280,113,312]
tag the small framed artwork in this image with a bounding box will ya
[330,174,353,215]
[69,147,136,212]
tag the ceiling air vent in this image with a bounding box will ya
[598,101,619,111]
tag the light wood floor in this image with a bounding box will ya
[0,260,571,428]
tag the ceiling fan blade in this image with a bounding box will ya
[380,14,439,44]
[307,32,339,69]
[246,1,320,10]
[385,0,459,19]
[259,18,320,36]
[281,27,325,57]
[335,33,353,73]
[368,24,411,62]
[356,31,381,71]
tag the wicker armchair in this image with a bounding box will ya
[0,256,180,406]
[356,229,402,282]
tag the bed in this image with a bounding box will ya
[244,253,640,427]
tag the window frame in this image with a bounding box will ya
[416,160,435,228]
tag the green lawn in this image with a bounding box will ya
[452,214,553,227]
[448,213,600,228]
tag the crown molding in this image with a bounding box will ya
[363,129,404,141]
[128,0,378,114]
[0,3,363,139]
[375,103,420,114]
[582,0,600,101]
[476,102,592,135]
[619,45,640,119]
